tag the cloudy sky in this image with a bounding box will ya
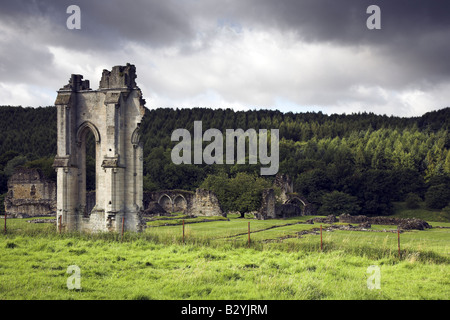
[1,0,449,117]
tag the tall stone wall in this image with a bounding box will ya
[188,189,225,217]
[256,174,313,219]
[4,168,56,218]
[256,189,276,220]
[273,173,294,203]
[53,64,146,233]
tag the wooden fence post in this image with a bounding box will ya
[183,219,185,244]
[4,212,6,234]
[397,226,401,258]
[248,222,251,246]
[320,224,323,251]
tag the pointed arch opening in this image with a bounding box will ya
[158,194,173,213]
[77,122,100,217]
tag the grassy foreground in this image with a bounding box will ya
[0,214,448,300]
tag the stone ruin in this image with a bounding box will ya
[1,65,310,230]
[143,189,224,217]
[4,168,56,218]
[338,214,432,230]
[256,174,314,220]
[52,64,146,233]
[8,64,431,232]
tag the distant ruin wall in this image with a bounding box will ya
[273,173,293,203]
[256,189,276,220]
[4,168,56,218]
[275,203,303,218]
[256,174,313,220]
[143,188,224,217]
[338,214,431,230]
[189,189,224,217]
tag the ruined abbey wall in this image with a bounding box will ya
[189,189,224,217]
[143,188,224,217]
[257,174,312,219]
[53,64,146,233]
[4,168,56,218]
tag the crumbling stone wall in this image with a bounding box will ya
[256,189,276,220]
[144,190,194,215]
[257,174,313,219]
[143,189,224,217]
[338,214,431,230]
[189,189,224,217]
[4,168,56,218]
[273,173,294,203]
[275,203,303,218]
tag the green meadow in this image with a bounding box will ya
[0,212,448,300]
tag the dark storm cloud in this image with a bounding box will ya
[210,0,450,82]
[0,0,199,85]
[218,0,450,43]
[0,0,196,51]
[2,0,449,53]
[0,0,449,113]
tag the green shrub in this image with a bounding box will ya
[425,184,450,209]
[319,191,361,216]
[405,193,421,209]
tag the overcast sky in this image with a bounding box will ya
[1,0,449,117]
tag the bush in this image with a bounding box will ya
[425,184,450,209]
[24,157,56,181]
[405,193,422,209]
[440,205,450,221]
[200,172,271,217]
[319,191,361,216]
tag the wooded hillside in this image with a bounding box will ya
[1,105,449,216]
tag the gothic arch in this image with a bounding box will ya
[157,194,173,205]
[173,194,188,212]
[131,127,141,146]
[76,121,101,146]
[158,194,173,212]
[286,196,306,207]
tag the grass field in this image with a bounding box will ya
[392,201,450,222]
[0,210,449,300]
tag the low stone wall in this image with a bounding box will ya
[313,215,338,224]
[144,188,224,217]
[142,201,167,216]
[338,214,431,230]
[275,203,303,218]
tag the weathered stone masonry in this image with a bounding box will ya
[53,64,146,232]
[4,168,56,218]
[143,189,225,217]
[256,174,314,219]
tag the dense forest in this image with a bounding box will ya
[1,105,449,216]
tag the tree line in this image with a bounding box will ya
[0,105,449,216]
